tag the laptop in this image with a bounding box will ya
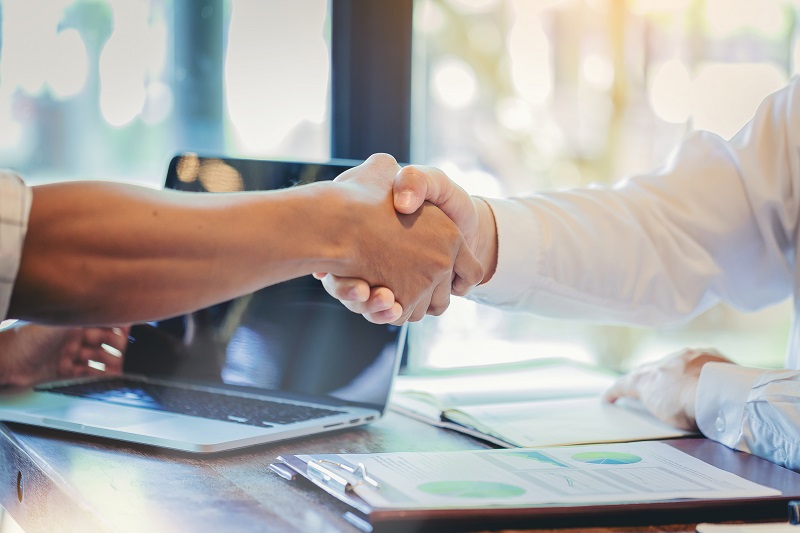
[0,155,407,453]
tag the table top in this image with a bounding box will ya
[0,412,776,533]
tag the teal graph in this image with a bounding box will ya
[571,451,642,465]
[417,480,525,499]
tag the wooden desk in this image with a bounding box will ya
[0,413,778,533]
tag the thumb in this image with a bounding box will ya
[393,165,429,214]
[393,165,479,248]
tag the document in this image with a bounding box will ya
[696,524,798,532]
[391,359,692,447]
[295,442,780,511]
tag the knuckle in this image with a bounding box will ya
[428,303,447,316]
[451,281,469,297]
[333,284,352,300]
[369,153,397,167]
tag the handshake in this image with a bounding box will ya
[315,153,499,325]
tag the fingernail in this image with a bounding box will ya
[395,191,418,210]
[87,360,107,371]
[101,343,123,358]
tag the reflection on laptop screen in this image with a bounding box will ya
[122,155,404,413]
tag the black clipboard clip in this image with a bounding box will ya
[306,459,380,496]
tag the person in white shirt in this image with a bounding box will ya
[0,154,482,386]
[321,79,800,471]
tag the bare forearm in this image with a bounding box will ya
[9,181,345,324]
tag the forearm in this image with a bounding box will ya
[471,82,800,323]
[9,181,347,324]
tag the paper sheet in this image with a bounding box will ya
[447,396,690,447]
[393,360,616,407]
[696,523,797,532]
[300,442,780,510]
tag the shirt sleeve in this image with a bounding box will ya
[470,77,800,326]
[0,171,32,320]
[696,362,800,471]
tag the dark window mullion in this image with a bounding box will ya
[331,0,413,162]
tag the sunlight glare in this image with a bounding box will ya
[431,58,479,109]
[648,59,691,124]
[225,0,329,153]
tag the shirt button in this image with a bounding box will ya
[715,416,726,433]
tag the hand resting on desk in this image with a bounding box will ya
[603,348,734,430]
[0,323,129,387]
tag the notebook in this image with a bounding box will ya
[0,155,407,453]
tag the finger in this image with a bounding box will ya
[427,279,451,317]
[602,374,642,404]
[312,272,327,280]
[334,153,400,187]
[97,346,124,373]
[365,287,398,313]
[393,166,429,213]
[394,166,479,248]
[362,302,404,325]
[408,290,434,322]
[393,291,424,325]
[452,241,484,296]
[80,327,128,353]
[320,274,371,302]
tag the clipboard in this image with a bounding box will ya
[269,439,800,533]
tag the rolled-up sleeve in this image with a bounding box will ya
[0,171,32,320]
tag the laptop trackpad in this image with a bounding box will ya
[32,403,173,429]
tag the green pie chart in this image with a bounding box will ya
[417,480,525,499]
[571,451,642,465]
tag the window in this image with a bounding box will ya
[408,0,794,371]
[0,0,331,188]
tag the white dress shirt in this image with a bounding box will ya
[470,78,800,471]
[0,170,32,321]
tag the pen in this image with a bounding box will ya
[789,500,799,525]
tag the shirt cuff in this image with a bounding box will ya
[695,362,763,452]
[469,198,541,306]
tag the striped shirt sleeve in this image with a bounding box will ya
[0,171,32,320]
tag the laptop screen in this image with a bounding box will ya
[122,155,405,413]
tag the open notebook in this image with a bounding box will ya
[390,358,692,447]
[0,156,407,453]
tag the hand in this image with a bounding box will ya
[327,154,483,324]
[603,348,735,430]
[316,163,498,324]
[0,323,130,387]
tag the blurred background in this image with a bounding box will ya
[0,0,793,373]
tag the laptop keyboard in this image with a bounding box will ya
[37,378,346,428]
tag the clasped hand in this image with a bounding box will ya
[317,155,488,324]
[317,159,495,325]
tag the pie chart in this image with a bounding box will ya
[417,480,525,499]
[571,451,642,465]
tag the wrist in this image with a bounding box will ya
[0,324,27,386]
[472,196,498,284]
[301,181,368,275]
